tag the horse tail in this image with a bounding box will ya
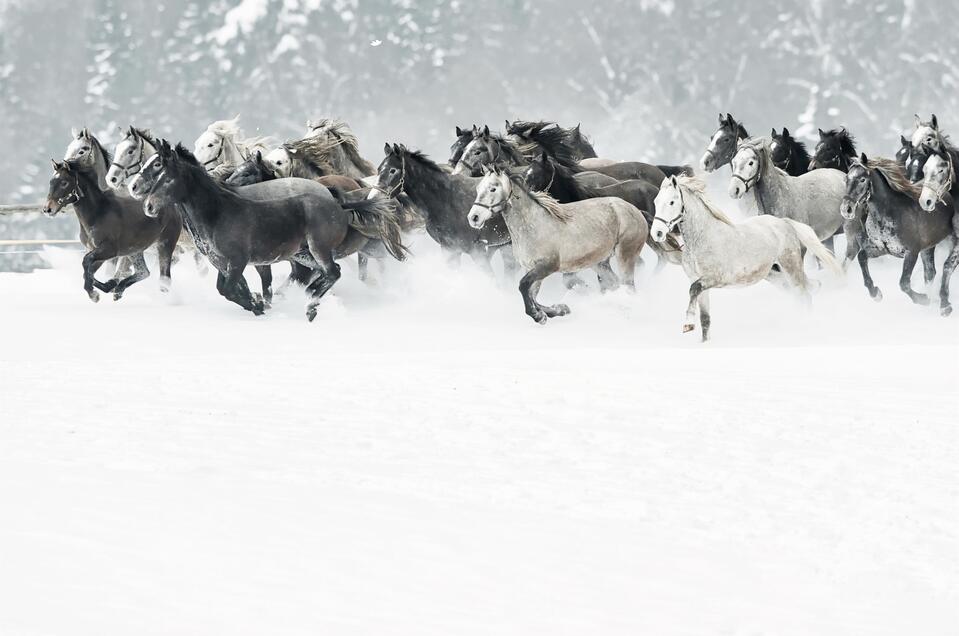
[657,164,695,177]
[785,219,842,275]
[339,197,409,261]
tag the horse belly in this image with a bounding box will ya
[866,214,906,258]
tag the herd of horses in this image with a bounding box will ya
[42,111,958,340]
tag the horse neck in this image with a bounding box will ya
[72,172,110,226]
[867,170,906,218]
[90,144,111,191]
[402,160,452,214]
[223,137,246,167]
[177,171,225,229]
[679,192,729,248]
[752,161,786,212]
[549,170,580,203]
[500,188,555,242]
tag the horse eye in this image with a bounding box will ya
[389,168,398,175]
[748,161,754,166]
[208,143,214,148]
[860,177,866,182]
[128,149,134,154]
[154,161,160,168]
[669,201,674,205]
[490,186,497,192]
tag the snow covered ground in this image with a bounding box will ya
[1,224,957,635]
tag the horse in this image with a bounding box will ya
[769,128,811,177]
[468,166,647,324]
[129,141,407,320]
[651,175,839,341]
[918,146,957,213]
[460,124,667,186]
[700,113,749,173]
[238,146,365,191]
[193,116,274,177]
[896,135,913,168]
[225,149,396,283]
[506,120,597,162]
[44,160,180,302]
[729,137,847,259]
[524,152,683,267]
[911,114,941,152]
[840,154,958,316]
[106,126,158,189]
[371,143,512,272]
[449,125,478,166]
[808,128,858,172]
[303,118,376,179]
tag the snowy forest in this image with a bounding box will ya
[0,0,956,207]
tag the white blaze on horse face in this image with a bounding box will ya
[728,147,759,199]
[127,152,157,200]
[700,130,724,172]
[452,139,478,175]
[265,147,292,177]
[919,153,949,212]
[193,130,221,169]
[651,182,682,242]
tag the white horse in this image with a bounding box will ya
[297,117,376,180]
[918,150,955,212]
[651,175,840,341]
[468,166,647,324]
[105,126,158,189]
[193,116,274,176]
[728,137,847,257]
[911,114,941,152]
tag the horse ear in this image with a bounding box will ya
[771,128,777,137]
[931,114,938,130]
[71,127,79,138]
[782,127,790,138]
[384,142,392,155]
[505,120,511,130]
[471,124,479,134]
[718,113,725,124]
[818,128,825,138]
[51,159,60,171]
[254,150,262,161]
[482,125,490,138]
[455,126,464,136]
[914,114,921,128]
[860,152,868,165]
[725,113,733,123]
[901,134,909,145]
[669,175,678,186]
[392,143,401,154]
[481,163,491,176]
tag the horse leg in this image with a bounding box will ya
[563,273,588,290]
[82,245,117,302]
[156,227,179,294]
[111,252,150,301]
[938,241,959,316]
[519,261,557,324]
[254,265,273,307]
[222,261,264,315]
[684,279,711,333]
[920,247,937,285]
[468,246,495,277]
[616,227,646,291]
[698,290,712,342]
[842,220,863,271]
[857,250,882,301]
[818,236,835,270]
[899,250,929,305]
[304,258,341,322]
[592,259,621,293]
[499,245,520,280]
[358,253,369,283]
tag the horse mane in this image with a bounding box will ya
[539,155,597,199]
[822,128,857,157]
[723,115,749,139]
[204,116,243,138]
[88,135,113,165]
[484,132,528,166]
[284,137,336,175]
[173,143,240,196]
[674,175,735,226]
[304,117,374,174]
[868,156,924,199]
[507,171,571,222]
[507,121,579,168]
[397,145,446,174]
[132,127,156,146]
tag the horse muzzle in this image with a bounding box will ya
[468,206,488,229]
[143,197,159,218]
[43,199,60,217]
[918,188,938,212]
[699,152,715,173]
[839,198,857,220]
[727,178,745,200]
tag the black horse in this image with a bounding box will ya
[524,152,682,268]
[769,128,811,177]
[809,128,858,172]
[506,120,597,162]
[372,143,511,271]
[449,125,478,167]
[131,141,406,320]
[700,113,749,173]
[44,160,180,302]
[840,155,958,316]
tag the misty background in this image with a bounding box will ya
[0,0,956,260]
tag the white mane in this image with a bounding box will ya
[204,115,243,139]
[672,175,735,226]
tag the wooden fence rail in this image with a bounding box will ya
[0,203,47,215]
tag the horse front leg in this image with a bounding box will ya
[697,290,712,342]
[857,250,881,301]
[920,247,937,285]
[254,265,273,307]
[469,245,495,277]
[222,261,264,315]
[518,261,557,324]
[111,252,150,301]
[899,250,929,305]
[81,245,117,302]
[684,279,712,333]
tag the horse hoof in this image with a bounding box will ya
[942,305,953,317]
[532,312,548,325]
[88,290,100,303]
[112,292,124,302]
[871,289,883,302]
[306,305,318,322]
[913,294,930,306]
[555,303,570,316]
[159,277,171,293]
[682,323,694,333]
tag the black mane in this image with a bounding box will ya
[824,128,858,157]
[508,121,579,169]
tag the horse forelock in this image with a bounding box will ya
[205,117,243,139]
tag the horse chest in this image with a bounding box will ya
[864,212,906,257]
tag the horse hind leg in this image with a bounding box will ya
[857,250,882,301]
[592,258,620,293]
[698,290,712,342]
[304,259,341,322]
[899,250,930,305]
[254,265,274,307]
[938,241,959,316]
